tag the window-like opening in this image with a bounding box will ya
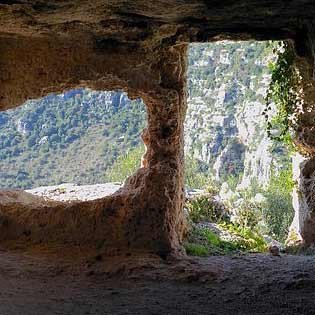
[0,88,146,201]
[184,41,295,256]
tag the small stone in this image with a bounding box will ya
[269,245,280,256]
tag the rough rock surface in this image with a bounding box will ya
[1,248,315,314]
[0,39,188,256]
[185,42,282,189]
[0,189,60,207]
[1,1,315,110]
[292,41,315,245]
[0,1,315,253]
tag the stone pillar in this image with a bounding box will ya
[123,45,188,255]
[288,153,307,244]
[295,157,315,244]
[292,25,315,245]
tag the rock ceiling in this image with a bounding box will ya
[0,1,314,43]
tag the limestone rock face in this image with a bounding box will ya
[0,1,315,253]
[293,157,315,245]
[185,42,282,188]
[289,153,308,244]
[291,43,315,246]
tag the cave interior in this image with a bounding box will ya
[0,0,315,256]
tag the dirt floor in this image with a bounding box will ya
[1,246,315,315]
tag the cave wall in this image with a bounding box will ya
[289,28,315,245]
[1,1,315,253]
[0,33,187,255]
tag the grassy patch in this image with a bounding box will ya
[184,223,268,257]
[219,222,268,253]
[184,243,209,256]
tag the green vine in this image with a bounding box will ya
[264,41,300,150]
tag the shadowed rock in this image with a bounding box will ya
[0,1,315,254]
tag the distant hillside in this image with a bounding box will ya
[0,90,146,188]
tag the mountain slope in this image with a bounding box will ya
[0,90,146,188]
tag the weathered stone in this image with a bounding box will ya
[0,40,188,256]
[291,35,315,245]
[0,1,315,253]
[295,157,315,245]
[288,153,308,244]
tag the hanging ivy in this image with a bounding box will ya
[264,41,300,150]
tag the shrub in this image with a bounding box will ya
[261,167,294,242]
[234,201,262,230]
[104,145,144,182]
[184,155,209,189]
[184,243,209,256]
[205,181,219,195]
[184,224,268,257]
[219,222,268,253]
[186,195,229,223]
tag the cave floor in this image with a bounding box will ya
[1,246,315,315]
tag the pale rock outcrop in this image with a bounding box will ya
[288,153,308,244]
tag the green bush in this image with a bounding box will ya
[104,145,144,183]
[184,155,209,189]
[264,41,299,150]
[261,167,295,242]
[205,181,219,195]
[234,201,262,230]
[186,195,229,223]
[184,224,268,257]
[219,222,268,253]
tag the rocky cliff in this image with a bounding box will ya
[185,41,290,189]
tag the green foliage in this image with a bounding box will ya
[184,243,209,257]
[204,181,219,196]
[186,195,229,224]
[223,162,294,243]
[219,222,268,253]
[260,166,295,242]
[104,145,144,183]
[264,41,299,150]
[226,175,240,191]
[286,230,301,246]
[0,89,146,189]
[202,229,221,246]
[184,224,268,257]
[184,155,209,189]
[234,202,262,230]
[56,187,67,194]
